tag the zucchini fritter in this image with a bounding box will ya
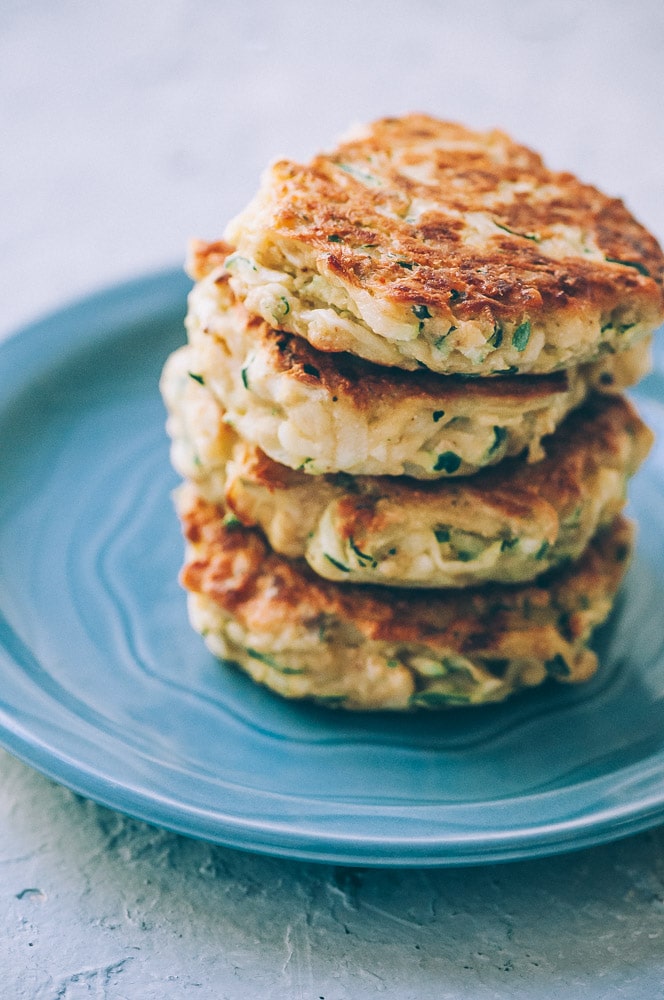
[223,114,664,375]
[162,351,651,588]
[183,258,651,479]
[177,483,633,711]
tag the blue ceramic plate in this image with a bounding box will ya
[1,271,664,867]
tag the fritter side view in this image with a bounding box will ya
[224,115,664,375]
[177,484,633,710]
[162,346,651,588]
[184,252,652,478]
[161,113,662,709]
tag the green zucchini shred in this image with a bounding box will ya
[222,512,242,529]
[412,304,432,321]
[348,538,377,568]
[410,691,472,707]
[494,220,540,242]
[225,253,257,272]
[245,647,305,675]
[512,321,531,352]
[488,425,507,455]
[271,296,290,322]
[337,162,379,185]
[433,451,462,474]
[323,553,350,573]
[604,257,650,277]
[489,324,503,348]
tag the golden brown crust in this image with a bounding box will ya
[258,115,664,324]
[239,302,573,408]
[194,262,585,407]
[187,238,235,281]
[233,393,650,513]
[182,263,652,478]
[179,488,631,655]
[220,116,664,375]
[222,393,651,586]
[187,258,653,409]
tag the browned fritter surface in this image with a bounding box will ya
[253,115,664,326]
[187,249,601,408]
[227,392,651,553]
[188,239,233,280]
[179,489,632,653]
[161,327,649,585]
[238,300,572,408]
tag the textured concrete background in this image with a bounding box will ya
[3,2,664,996]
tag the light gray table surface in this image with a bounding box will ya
[3,3,664,997]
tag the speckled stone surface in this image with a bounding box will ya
[3,2,664,996]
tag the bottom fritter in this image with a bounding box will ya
[176,482,633,711]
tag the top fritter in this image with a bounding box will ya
[224,114,664,375]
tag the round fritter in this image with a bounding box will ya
[183,259,651,479]
[176,483,633,710]
[162,354,651,588]
[220,114,664,375]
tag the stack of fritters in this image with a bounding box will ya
[161,115,664,710]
